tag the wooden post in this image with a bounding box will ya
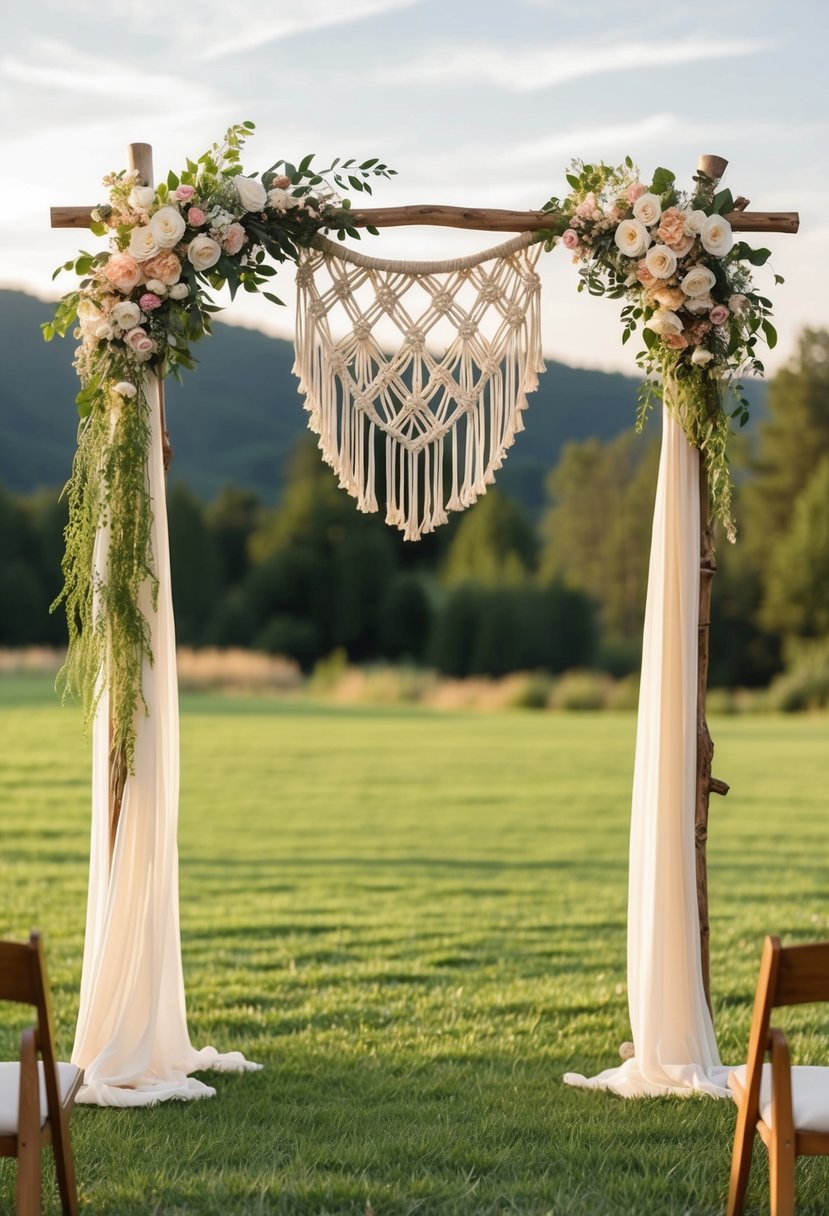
[694,154,734,1015]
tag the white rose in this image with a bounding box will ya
[691,347,715,366]
[647,310,683,336]
[644,244,677,280]
[94,321,115,340]
[169,282,190,300]
[129,225,160,262]
[267,187,290,211]
[234,175,267,212]
[145,278,168,295]
[114,381,137,398]
[680,265,717,297]
[150,205,186,250]
[685,293,714,314]
[613,218,651,258]
[187,234,222,271]
[700,214,733,257]
[632,192,662,227]
[129,185,156,210]
[728,293,749,314]
[111,300,142,329]
[683,209,707,236]
[77,298,100,332]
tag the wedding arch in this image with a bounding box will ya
[48,124,798,1105]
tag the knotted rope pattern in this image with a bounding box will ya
[293,232,545,540]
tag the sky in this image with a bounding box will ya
[2,0,827,375]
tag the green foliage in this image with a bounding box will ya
[441,489,537,587]
[761,457,829,640]
[51,387,156,768]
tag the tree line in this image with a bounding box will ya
[2,328,827,687]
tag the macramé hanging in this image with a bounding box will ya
[293,232,545,540]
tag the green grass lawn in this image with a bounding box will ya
[1,674,828,1214]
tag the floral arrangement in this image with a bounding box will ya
[45,121,393,766]
[540,158,782,538]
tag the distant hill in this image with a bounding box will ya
[0,288,765,511]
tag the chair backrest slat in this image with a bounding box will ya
[0,940,37,1007]
[774,942,829,1007]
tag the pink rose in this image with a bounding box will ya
[222,222,247,255]
[142,250,182,286]
[104,252,142,294]
[626,182,647,204]
[561,227,580,250]
[709,305,729,325]
[665,332,688,350]
[139,292,162,312]
[175,184,196,201]
[187,207,206,227]
[271,174,291,188]
[124,327,155,356]
[636,261,655,286]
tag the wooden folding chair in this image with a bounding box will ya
[0,933,83,1216]
[728,935,829,1216]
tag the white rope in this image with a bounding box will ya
[293,235,546,540]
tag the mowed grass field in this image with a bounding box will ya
[1,674,828,1215]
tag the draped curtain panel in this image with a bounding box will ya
[72,378,260,1107]
[565,400,730,1098]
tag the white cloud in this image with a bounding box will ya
[382,36,769,92]
[189,0,421,60]
[0,39,221,108]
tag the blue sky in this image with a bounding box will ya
[2,0,825,373]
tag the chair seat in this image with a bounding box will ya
[730,1064,829,1134]
[0,1062,82,1136]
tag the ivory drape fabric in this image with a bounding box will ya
[72,378,260,1107]
[564,401,730,1098]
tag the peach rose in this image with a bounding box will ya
[626,182,647,204]
[657,207,687,249]
[652,286,685,311]
[665,332,688,350]
[637,261,656,286]
[104,252,142,294]
[223,222,247,255]
[143,250,182,286]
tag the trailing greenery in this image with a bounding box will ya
[1,685,828,1213]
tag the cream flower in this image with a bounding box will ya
[647,310,683,336]
[114,381,137,398]
[691,347,714,365]
[700,214,733,257]
[128,185,156,210]
[150,205,187,250]
[728,293,749,314]
[685,293,715,314]
[613,218,651,258]
[169,283,190,300]
[128,225,160,262]
[267,187,291,211]
[680,265,717,297]
[683,209,708,235]
[111,300,142,330]
[187,234,222,271]
[632,192,662,227]
[234,175,267,212]
[144,278,168,295]
[644,244,677,280]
